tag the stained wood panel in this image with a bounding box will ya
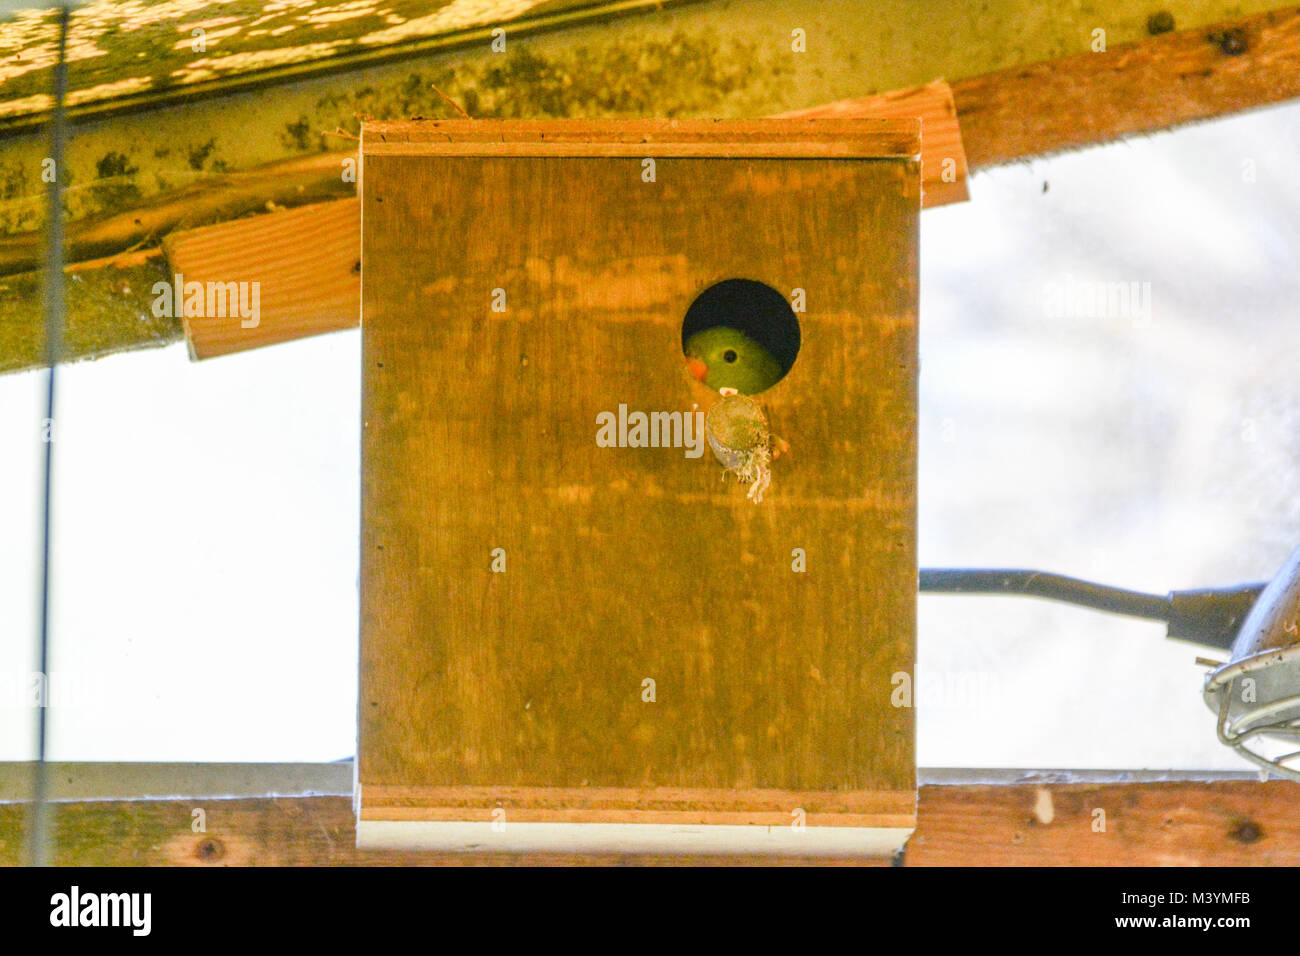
[358,120,918,847]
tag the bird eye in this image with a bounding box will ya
[723,349,738,363]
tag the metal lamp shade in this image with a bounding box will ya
[1204,541,1300,779]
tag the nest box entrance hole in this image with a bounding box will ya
[680,278,801,395]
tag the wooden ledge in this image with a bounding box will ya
[361,118,921,159]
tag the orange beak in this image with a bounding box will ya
[686,357,708,383]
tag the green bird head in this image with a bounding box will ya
[684,326,784,395]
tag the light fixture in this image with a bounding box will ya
[918,559,1300,777]
[1202,542,1300,780]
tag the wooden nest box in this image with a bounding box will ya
[358,119,919,857]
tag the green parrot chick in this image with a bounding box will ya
[684,326,783,395]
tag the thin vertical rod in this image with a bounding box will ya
[31,2,71,869]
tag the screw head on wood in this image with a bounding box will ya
[1146,11,1175,35]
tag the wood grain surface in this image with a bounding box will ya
[359,121,918,832]
[909,781,1295,866]
[5,780,1297,865]
[163,198,361,360]
[951,5,1300,168]
[363,117,919,156]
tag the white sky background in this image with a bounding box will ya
[1,334,361,761]
[2,100,1298,767]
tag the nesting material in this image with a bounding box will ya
[704,393,787,503]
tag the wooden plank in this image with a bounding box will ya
[953,5,1300,167]
[365,139,915,158]
[3,782,1298,865]
[162,199,360,360]
[364,117,920,157]
[358,121,918,849]
[730,6,1300,171]
[777,81,969,208]
[908,782,1298,866]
